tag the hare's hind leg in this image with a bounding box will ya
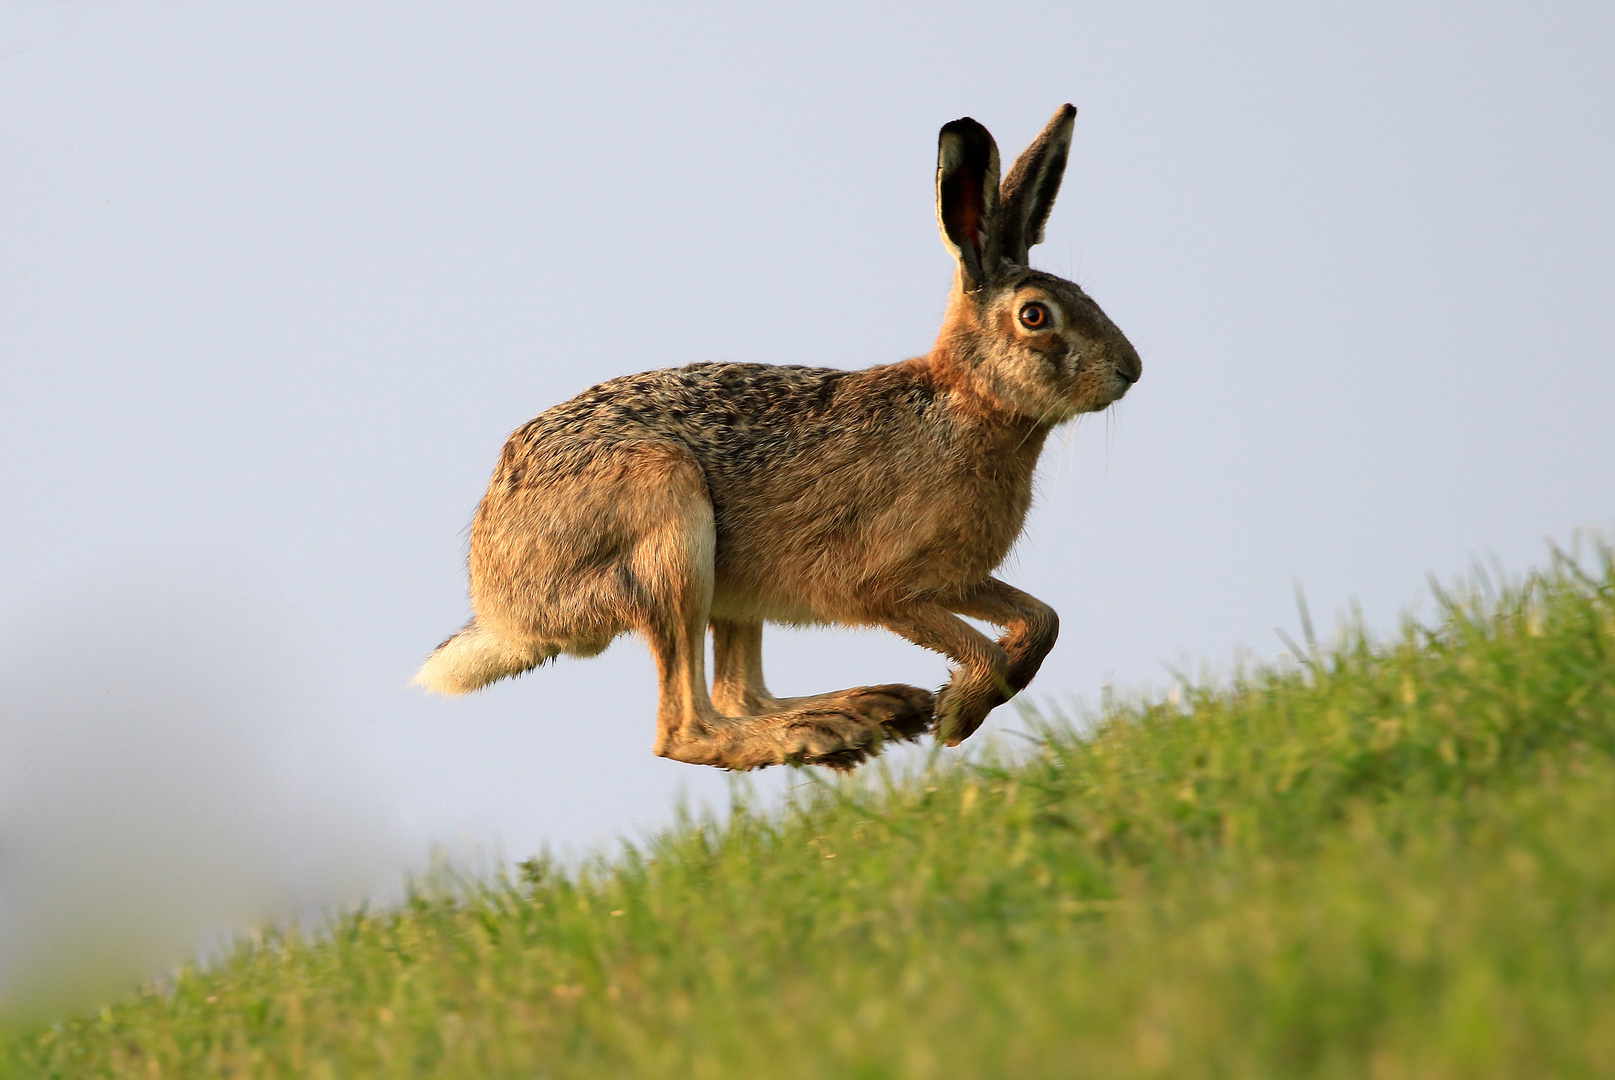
[650,607,886,770]
[709,618,935,744]
[709,619,782,716]
[636,482,923,769]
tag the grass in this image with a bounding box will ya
[4,543,1615,1078]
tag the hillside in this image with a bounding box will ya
[5,545,1614,1079]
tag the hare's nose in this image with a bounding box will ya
[1116,343,1142,384]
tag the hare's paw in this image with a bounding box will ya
[701,685,935,771]
[690,709,881,772]
[931,676,1002,748]
[776,710,886,771]
[782,685,934,743]
[848,684,934,742]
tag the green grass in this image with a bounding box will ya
[6,544,1615,1078]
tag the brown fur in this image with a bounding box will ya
[414,105,1142,769]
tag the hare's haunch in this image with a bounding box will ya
[415,105,1141,770]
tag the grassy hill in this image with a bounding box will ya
[5,544,1614,1078]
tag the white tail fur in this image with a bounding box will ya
[410,622,554,695]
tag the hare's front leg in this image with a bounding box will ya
[951,578,1060,697]
[879,579,1058,746]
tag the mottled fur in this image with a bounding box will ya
[415,105,1142,770]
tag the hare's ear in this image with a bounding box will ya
[997,104,1076,266]
[936,117,1001,291]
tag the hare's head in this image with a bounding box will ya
[930,105,1141,424]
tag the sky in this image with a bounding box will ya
[2,0,1612,1010]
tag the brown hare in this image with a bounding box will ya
[414,105,1141,770]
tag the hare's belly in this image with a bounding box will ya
[708,483,1023,622]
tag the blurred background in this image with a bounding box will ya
[2,0,1611,1010]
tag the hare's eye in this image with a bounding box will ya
[1018,302,1052,330]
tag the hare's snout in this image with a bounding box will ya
[1113,340,1142,386]
[1075,336,1141,409]
[1104,344,1142,404]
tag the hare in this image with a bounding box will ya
[414,104,1141,770]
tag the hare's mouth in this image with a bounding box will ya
[1107,370,1136,401]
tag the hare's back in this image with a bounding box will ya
[497,362,864,479]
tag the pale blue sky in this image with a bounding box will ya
[2,0,1612,1006]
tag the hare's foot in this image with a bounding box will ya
[666,685,934,772]
[783,684,935,743]
[665,709,880,771]
[932,673,1009,747]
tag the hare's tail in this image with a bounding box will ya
[411,620,557,695]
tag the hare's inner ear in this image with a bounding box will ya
[996,103,1076,266]
[936,117,1001,292]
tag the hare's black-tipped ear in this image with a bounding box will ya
[997,103,1075,265]
[936,117,1001,291]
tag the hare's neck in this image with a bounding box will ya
[916,357,1053,448]
[962,412,1050,490]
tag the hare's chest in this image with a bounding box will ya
[846,440,1038,594]
[921,457,1035,564]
